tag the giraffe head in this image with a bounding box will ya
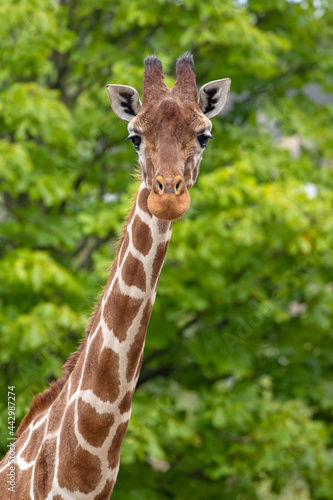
[106,53,230,221]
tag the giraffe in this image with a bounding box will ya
[0,52,230,499]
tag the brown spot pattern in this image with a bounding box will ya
[132,215,153,256]
[13,467,33,498]
[151,242,168,288]
[58,404,101,493]
[108,422,129,470]
[7,182,175,497]
[119,390,134,414]
[95,480,115,500]
[20,420,46,463]
[77,398,115,447]
[47,385,68,434]
[33,412,45,426]
[118,232,130,265]
[135,352,144,379]
[122,252,146,292]
[88,305,102,336]
[138,187,152,216]
[158,219,170,233]
[81,328,120,403]
[34,438,57,498]
[69,350,85,399]
[104,278,143,343]
[126,302,152,382]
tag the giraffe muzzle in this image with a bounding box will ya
[148,174,191,220]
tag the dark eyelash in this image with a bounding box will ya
[197,134,214,148]
[126,134,141,151]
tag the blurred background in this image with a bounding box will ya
[1,0,333,498]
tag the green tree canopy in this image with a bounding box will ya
[1,1,333,498]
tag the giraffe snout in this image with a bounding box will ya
[148,174,190,221]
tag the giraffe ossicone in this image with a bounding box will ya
[0,52,230,499]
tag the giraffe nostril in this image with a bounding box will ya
[175,180,182,193]
[155,179,164,193]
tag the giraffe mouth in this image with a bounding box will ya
[147,190,191,220]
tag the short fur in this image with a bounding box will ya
[176,51,194,70]
[173,51,197,103]
[142,55,168,105]
[144,55,163,68]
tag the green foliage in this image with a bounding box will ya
[1,0,333,498]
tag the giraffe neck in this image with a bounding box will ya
[0,183,172,499]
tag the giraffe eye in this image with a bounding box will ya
[197,133,213,149]
[126,134,141,151]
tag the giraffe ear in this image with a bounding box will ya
[106,84,142,122]
[198,78,231,119]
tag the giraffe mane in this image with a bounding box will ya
[16,341,86,438]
